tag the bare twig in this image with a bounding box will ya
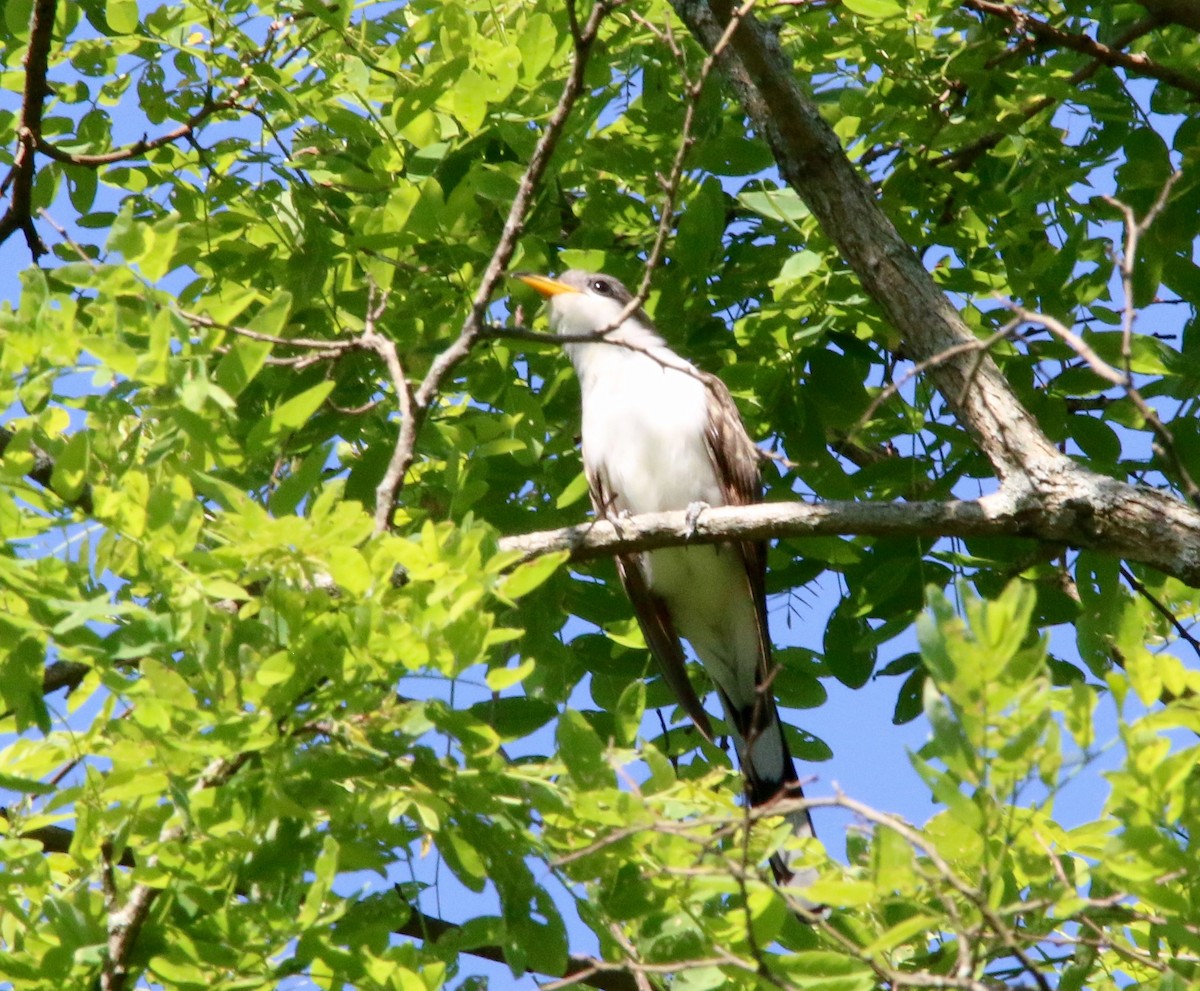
[1119,564,1200,669]
[1010,307,1126,387]
[848,319,1020,441]
[1100,174,1182,379]
[102,753,249,991]
[358,288,418,533]
[371,1,614,529]
[179,309,359,352]
[35,91,247,167]
[962,0,1200,99]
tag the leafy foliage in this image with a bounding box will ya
[1,0,1199,988]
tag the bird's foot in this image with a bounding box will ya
[603,507,633,535]
[684,501,709,538]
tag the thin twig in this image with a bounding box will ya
[179,309,359,352]
[1010,307,1126,387]
[1119,564,1200,668]
[35,92,246,167]
[599,0,760,336]
[371,1,614,530]
[1100,174,1181,380]
[962,0,1200,99]
[847,319,1019,441]
[359,288,417,534]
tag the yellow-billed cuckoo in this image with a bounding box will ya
[516,269,816,884]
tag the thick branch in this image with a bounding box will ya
[0,0,56,257]
[667,1,1200,580]
[1135,0,1200,29]
[670,0,1069,492]
[498,493,1200,587]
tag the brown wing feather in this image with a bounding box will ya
[587,465,715,742]
[700,373,773,677]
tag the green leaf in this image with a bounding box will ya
[443,68,488,132]
[517,12,558,80]
[555,470,590,509]
[775,951,875,990]
[273,380,336,431]
[556,710,611,789]
[214,338,273,398]
[4,0,32,37]
[613,679,644,747]
[50,430,89,502]
[0,771,54,795]
[824,606,875,688]
[496,550,567,602]
[485,658,534,691]
[246,380,336,454]
[106,0,138,33]
[675,177,726,275]
[737,186,810,227]
[842,0,904,16]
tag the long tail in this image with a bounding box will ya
[716,686,816,885]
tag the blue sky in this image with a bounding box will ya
[2,5,1196,988]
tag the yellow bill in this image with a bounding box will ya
[513,272,581,298]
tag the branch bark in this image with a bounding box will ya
[34,91,246,167]
[963,0,1200,99]
[663,0,1200,581]
[0,0,56,258]
[498,495,1200,587]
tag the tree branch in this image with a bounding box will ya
[17,812,642,991]
[963,0,1200,99]
[498,493,1200,587]
[34,91,246,167]
[0,0,56,258]
[667,0,1200,578]
[670,0,1069,490]
[371,1,613,530]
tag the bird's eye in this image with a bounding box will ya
[591,279,612,296]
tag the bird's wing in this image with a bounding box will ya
[700,372,774,678]
[587,464,715,742]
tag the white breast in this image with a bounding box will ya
[572,343,724,514]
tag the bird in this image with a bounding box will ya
[515,269,816,886]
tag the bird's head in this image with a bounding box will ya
[514,269,650,340]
